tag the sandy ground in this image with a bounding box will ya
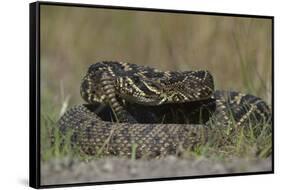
[41,156,272,185]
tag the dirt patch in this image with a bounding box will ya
[41,156,272,185]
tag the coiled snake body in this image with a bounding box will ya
[58,61,271,158]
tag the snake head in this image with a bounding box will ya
[116,70,214,106]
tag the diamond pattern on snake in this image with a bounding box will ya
[58,61,271,158]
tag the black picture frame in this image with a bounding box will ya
[29,1,274,188]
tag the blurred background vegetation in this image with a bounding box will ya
[41,5,272,106]
[40,5,272,161]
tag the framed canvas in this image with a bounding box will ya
[29,1,274,188]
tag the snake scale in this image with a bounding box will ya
[58,61,271,159]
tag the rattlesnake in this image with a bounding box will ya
[58,61,271,158]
